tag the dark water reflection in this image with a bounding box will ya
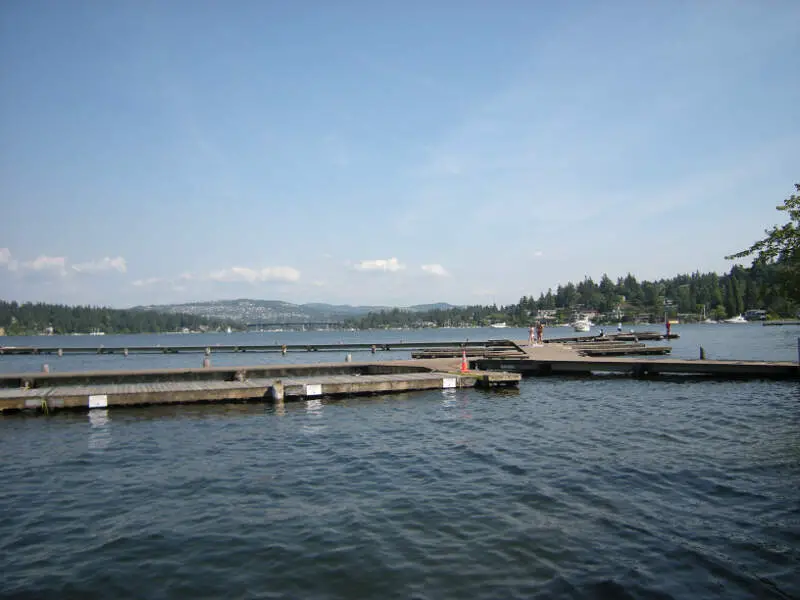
[1,377,799,599]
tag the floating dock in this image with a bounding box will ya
[544,332,678,343]
[0,332,675,356]
[473,343,799,379]
[2,335,798,415]
[412,338,672,358]
[0,340,497,356]
[0,360,520,414]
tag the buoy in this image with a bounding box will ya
[460,349,469,373]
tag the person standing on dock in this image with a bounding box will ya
[536,321,544,344]
[529,324,535,346]
[666,321,671,338]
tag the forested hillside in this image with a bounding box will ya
[0,301,235,335]
[345,262,796,329]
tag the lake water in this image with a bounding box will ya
[1,324,798,598]
[1,323,799,373]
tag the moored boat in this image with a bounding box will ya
[572,318,592,332]
[723,315,747,324]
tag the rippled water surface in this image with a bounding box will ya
[1,326,799,598]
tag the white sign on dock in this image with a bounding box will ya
[88,394,108,408]
[442,377,457,389]
[305,384,322,397]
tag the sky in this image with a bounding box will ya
[1,0,798,308]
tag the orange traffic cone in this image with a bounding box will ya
[461,349,469,373]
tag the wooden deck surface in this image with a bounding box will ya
[0,368,520,413]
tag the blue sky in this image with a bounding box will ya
[1,0,798,308]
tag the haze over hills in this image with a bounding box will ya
[134,299,458,324]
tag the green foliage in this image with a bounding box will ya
[0,301,236,335]
[345,263,795,329]
[726,183,800,296]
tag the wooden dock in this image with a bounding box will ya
[2,335,798,415]
[544,331,678,343]
[0,334,677,356]
[410,339,672,358]
[0,360,521,414]
[0,339,500,356]
[473,343,799,379]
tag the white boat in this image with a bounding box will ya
[723,315,747,324]
[699,306,717,324]
[489,322,508,329]
[572,318,592,332]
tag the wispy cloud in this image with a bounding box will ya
[132,277,164,287]
[421,263,449,277]
[23,255,67,275]
[131,265,301,289]
[354,258,405,272]
[1,248,129,278]
[207,266,300,283]
[72,256,128,274]
[0,248,17,271]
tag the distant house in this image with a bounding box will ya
[535,309,557,324]
[744,309,767,321]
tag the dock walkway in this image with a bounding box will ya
[475,341,799,379]
[0,359,520,413]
